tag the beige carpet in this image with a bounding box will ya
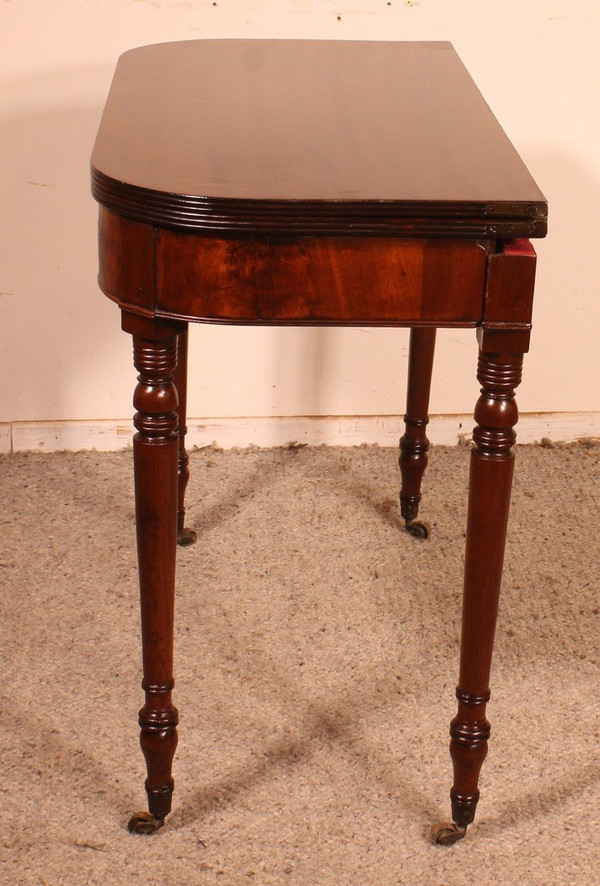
[1,442,599,885]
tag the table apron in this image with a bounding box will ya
[98,209,492,327]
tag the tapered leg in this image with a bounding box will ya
[121,313,182,835]
[432,341,524,845]
[399,327,437,538]
[174,325,196,547]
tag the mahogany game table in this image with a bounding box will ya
[91,40,547,845]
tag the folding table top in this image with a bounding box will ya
[91,40,547,239]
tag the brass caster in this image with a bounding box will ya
[177,527,197,547]
[429,821,467,846]
[406,520,431,540]
[127,811,165,835]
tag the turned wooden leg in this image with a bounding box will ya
[174,325,196,547]
[432,339,524,846]
[121,313,182,835]
[399,327,436,539]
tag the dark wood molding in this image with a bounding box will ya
[92,168,546,239]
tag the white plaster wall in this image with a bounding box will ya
[0,1,598,428]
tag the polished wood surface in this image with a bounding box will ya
[92,39,545,845]
[98,208,491,325]
[92,40,546,239]
[450,347,523,828]
[156,232,490,325]
[399,328,437,538]
[174,326,196,548]
[121,312,184,830]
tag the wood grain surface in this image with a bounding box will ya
[155,232,490,325]
[91,40,547,238]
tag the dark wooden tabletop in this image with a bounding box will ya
[91,40,547,238]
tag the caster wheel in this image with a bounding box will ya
[127,811,165,835]
[429,821,466,846]
[406,520,431,540]
[177,527,197,547]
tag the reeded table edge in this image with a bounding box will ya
[91,168,548,239]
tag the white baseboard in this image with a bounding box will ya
[4,412,599,454]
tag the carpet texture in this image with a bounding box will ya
[1,442,599,885]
